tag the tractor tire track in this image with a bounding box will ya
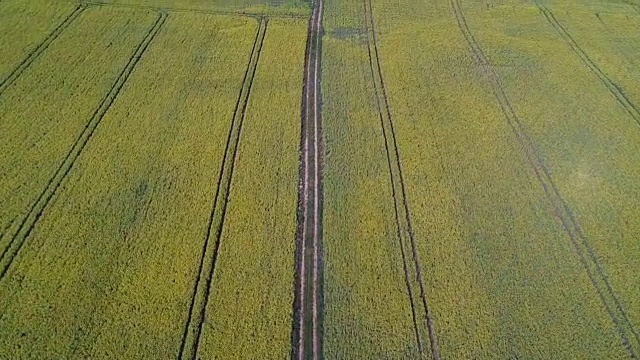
[291,0,324,357]
[536,2,640,128]
[0,5,86,96]
[177,18,268,360]
[291,2,316,358]
[363,0,440,359]
[0,12,167,281]
[451,0,639,356]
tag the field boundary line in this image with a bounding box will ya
[451,0,640,356]
[0,5,85,96]
[81,0,308,20]
[0,12,168,281]
[291,0,324,356]
[536,2,640,127]
[363,0,440,359]
[177,18,268,360]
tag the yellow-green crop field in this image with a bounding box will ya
[1,0,639,358]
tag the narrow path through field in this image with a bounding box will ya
[362,0,440,359]
[451,0,640,356]
[292,0,324,358]
[0,5,85,96]
[0,11,167,281]
[535,2,640,128]
[177,18,268,360]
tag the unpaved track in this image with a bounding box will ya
[362,0,440,359]
[451,0,639,356]
[177,18,268,360]
[292,0,324,358]
[0,11,167,281]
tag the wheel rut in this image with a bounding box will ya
[291,0,325,358]
[362,0,440,359]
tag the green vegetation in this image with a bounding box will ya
[321,0,419,357]
[464,0,640,345]
[85,0,310,17]
[548,6,640,119]
[0,1,76,83]
[0,12,258,358]
[0,6,157,265]
[1,0,639,358]
[196,18,306,359]
[360,0,635,357]
[544,4,640,329]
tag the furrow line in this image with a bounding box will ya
[0,12,167,281]
[364,0,440,359]
[536,2,640,127]
[451,0,639,356]
[177,18,268,360]
[0,5,85,96]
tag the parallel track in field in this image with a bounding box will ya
[0,12,167,281]
[291,0,324,357]
[362,0,440,359]
[0,5,85,96]
[536,2,640,128]
[177,18,268,360]
[451,0,639,356]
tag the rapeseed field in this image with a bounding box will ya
[1,0,638,358]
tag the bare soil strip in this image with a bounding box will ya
[361,1,440,359]
[536,2,640,128]
[0,12,167,281]
[0,5,85,96]
[451,0,640,356]
[292,0,324,358]
[177,18,268,360]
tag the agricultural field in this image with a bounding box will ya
[1,0,639,359]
